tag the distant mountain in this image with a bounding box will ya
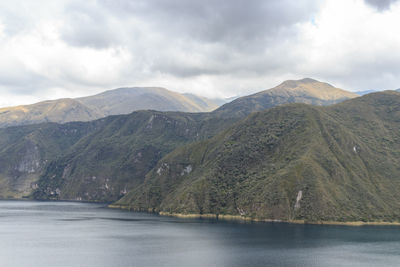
[355,90,378,95]
[214,78,358,117]
[0,99,103,129]
[117,91,400,223]
[77,87,220,116]
[0,87,221,128]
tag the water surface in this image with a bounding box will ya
[1,200,400,266]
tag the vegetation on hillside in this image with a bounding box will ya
[117,91,400,222]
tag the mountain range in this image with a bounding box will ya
[7,78,354,200]
[0,87,222,128]
[1,78,399,223]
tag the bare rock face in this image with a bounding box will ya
[16,144,41,173]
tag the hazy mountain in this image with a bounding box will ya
[77,87,221,116]
[0,99,103,128]
[355,90,378,95]
[116,91,400,223]
[0,87,221,128]
[214,78,358,117]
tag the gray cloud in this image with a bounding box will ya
[60,2,120,49]
[101,0,318,48]
[0,0,400,106]
[90,0,319,79]
[364,0,399,10]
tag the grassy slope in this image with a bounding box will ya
[117,91,400,222]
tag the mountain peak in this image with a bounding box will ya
[270,78,357,100]
[280,78,320,87]
[277,78,333,90]
[213,78,357,118]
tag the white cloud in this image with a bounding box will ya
[294,0,400,90]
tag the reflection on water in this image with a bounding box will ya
[1,200,400,266]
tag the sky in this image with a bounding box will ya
[0,0,399,107]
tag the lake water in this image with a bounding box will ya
[1,201,400,266]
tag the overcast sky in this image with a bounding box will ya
[0,0,399,107]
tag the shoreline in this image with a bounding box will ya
[108,204,400,226]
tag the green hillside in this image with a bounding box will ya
[116,91,400,223]
[31,111,236,202]
[27,79,358,203]
[0,121,101,198]
[0,78,368,211]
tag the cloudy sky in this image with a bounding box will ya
[0,0,399,107]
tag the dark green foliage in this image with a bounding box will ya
[117,91,400,222]
[32,111,238,202]
[0,121,102,197]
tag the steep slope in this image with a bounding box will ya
[214,78,358,117]
[31,111,236,202]
[0,121,102,198]
[116,91,400,223]
[0,99,103,128]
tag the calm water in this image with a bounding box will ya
[1,201,400,266]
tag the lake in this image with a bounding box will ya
[1,201,400,266]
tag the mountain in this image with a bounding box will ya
[77,87,220,116]
[214,78,358,117]
[355,90,378,95]
[31,79,357,203]
[0,99,103,128]
[116,91,400,223]
[0,78,358,205]
[0,87,221,128]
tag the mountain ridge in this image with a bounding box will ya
[0,87,221,128]
[214,78,358,118]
